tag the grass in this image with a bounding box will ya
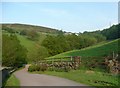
[4,74,20,87]
[32,70,119,87]
[16,33,46,62]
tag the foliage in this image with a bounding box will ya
[53,66,70,72]
[42,33,106,56]
[2,25,16,33]
[101,24,120,40]
[65,34,80,49]
[28,64,47,72]
[2,34,27,67]
[28,65,38,72]
[26,30,39,41]
[20,30,27,35]
[42,35,72,56]
[78,34,97,48]
[31,46,49,62]
[86,24,120,40]
[28,63,71,72]
[82,33,106,43]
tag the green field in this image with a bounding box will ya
[48,38,120,59]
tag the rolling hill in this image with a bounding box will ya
[2,23,61,34]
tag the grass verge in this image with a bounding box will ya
[4,74,20,87]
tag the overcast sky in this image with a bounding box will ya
[1,2,118,33]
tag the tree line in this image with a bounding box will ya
[84,24,120,40]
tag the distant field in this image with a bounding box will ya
[47,39,120,59]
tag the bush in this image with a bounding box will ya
[28,65,37,72]
[28,64,47,72]
[53,66,70,72]
[40,64,47,72]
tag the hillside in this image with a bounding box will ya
[16,32,48,62]
[48,38,120,59]
[2,23,60,34]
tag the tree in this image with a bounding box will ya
[42,35,59,56]
[30,46,49,63]
[78,34,97,48]
[101,24,120,40]
[2,26,15,33]
[2,34,27,67]
[42,35,70,56]
[20,30,27,35]
[26,30,39,41]
[65,34,80,50]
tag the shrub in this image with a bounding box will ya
[28,64,47,72]
[40,64,47,72]
[28,65,36,72]
[52,66,70,72]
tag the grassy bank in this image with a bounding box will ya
[4,74,20,87]
[32,70,119,87]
